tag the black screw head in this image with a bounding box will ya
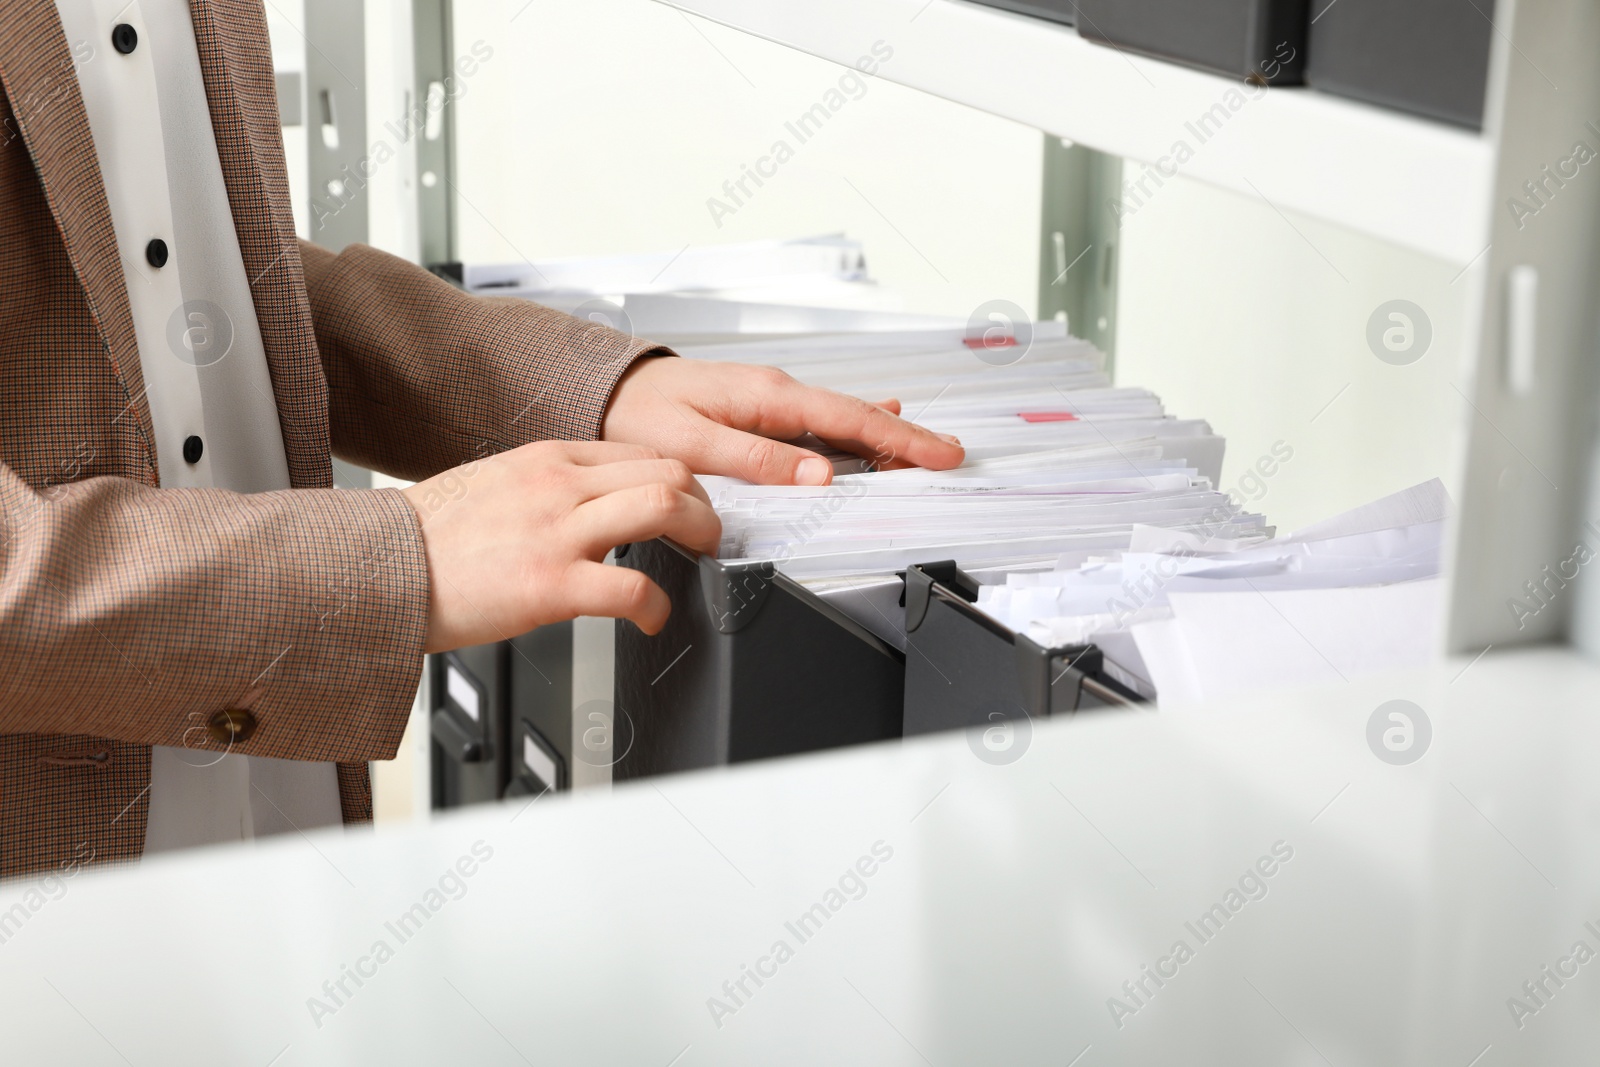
[112,23,138,54]
[182,435,203,464]
[145,238,168,268]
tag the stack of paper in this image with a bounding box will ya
[462,235,958,344]
[680,323,1227,484]
[474,235,1449,709]
[462,234,873,297]
[675,320,1266,656]
[973,480,1449,705]
[680,318,1443,707]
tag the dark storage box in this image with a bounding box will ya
[429,645,510,808]
[430,623,576,808]
[613,538,905,779]
[506,715,567,797]
[902,562,1144,739]
[504,623,573,798]
[969,0,1077,26]
[1305,0,1494,129]
[1074,0,1308,83]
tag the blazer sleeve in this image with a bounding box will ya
[0,463,429,763]
[299,239,672,480]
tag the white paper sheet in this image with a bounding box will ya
[1168,579,1442,705]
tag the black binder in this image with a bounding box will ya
[429,645,510,808]
[1073,0,1309,83]
[612,537,904,779]
[429,623,575,809]
[1305,0,1495,129]
[504,623,573,799]
[902,561,1145,739]
[968,0,1078,26]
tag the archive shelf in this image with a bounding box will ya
[663,0,1600,664]
[663,0,1494,265]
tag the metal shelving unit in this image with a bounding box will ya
[660,0,1600,664]
[388,0,1600,768]
[659,0,1496,264]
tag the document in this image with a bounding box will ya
[471,235,1453,711]
[972,482,1449,704]
[687,321,1264,652]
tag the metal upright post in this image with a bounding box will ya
[303,0,369,252]
[1036,136,1122,373]
[303,0,371,489]
[412,0,457,272]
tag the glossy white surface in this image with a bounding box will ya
[660,0,1496,264]
[3,647,1598,1064]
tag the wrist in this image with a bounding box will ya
[600,351,674,442]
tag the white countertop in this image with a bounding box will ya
[3,645,1598,1064]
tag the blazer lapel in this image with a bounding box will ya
[0,0,157,484]
[186,0,332,490]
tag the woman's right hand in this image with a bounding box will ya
[400,440,720,652]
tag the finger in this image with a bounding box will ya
[697,420,836,486]
[536,440,665,466]
[572,484,723,557]
[870,398,903,415]
[728,374,962,471]
[574,458,712,508]
[815,429,960,471]
[818,439,919,472]
[559,561,672,635]
[790,385,964,471]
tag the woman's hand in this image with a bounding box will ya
[401,441,719,651]
[599,356,963,485]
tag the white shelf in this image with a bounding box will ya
[663,0,1496,265]
[11,646,1600,1057]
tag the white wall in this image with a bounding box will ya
[1115,177,1468,532]
[451,0,1043,319]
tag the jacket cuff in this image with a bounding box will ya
[485,296,675,444]
[231,486,429,763]
[0,476,430,764]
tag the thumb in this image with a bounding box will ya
[703,422,833,486]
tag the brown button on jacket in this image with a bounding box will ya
[0,0,663,878]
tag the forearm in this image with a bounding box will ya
[0,466,428,762]
[299,239,670,480]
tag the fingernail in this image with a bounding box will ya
[796,457,832,486]
[937,433,962,446]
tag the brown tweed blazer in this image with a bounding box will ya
[0,0,661,878]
